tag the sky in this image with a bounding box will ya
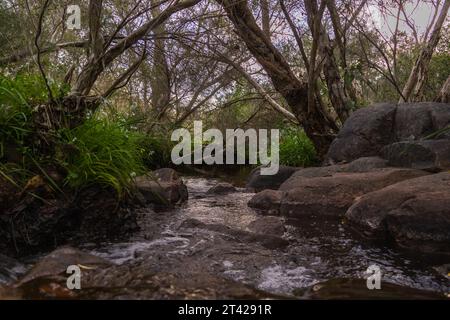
[366,0,447,38]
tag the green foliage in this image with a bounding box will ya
[0,75,43,159]
[0,3,24,55]
[57,118,146,195]
[0,76,31,156]
[371,50,450,103]
[205,84,285,131]
[0,74,152,196]
[140,132,174,169]
[279,127,317,167]
[0,74,68,159]
[100,104,175,170]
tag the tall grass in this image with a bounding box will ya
[0,74,66,159]
[0,76,32,159]
[279,127,318,167]
[57,118,146,195]
[0,74,149,196]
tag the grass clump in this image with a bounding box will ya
[0,74,149,197]
[57,117,146,195]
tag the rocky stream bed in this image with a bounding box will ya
[0,176,449,299]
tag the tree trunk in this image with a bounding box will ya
[435,75,450,103]
[150,5,171,115]
[320,32,351,123]
[400,0,450,102]
[217,0,336,156]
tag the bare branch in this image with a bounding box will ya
[34,0,54,103]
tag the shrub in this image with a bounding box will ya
[140,132,174,169]
[0,76,32,159]
[279,127,317,167]
[0,74,155,197]
[57,118,146,195]
[0,74,67,160]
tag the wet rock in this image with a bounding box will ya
[9,247,283,300]
[279,169,428,218]
[246,165,299,192]
[247,190,283,214]
[15,267,282,300]
[180,218,289,250]
[16,247,112,286]
[381,140,450,172]
[206,182,236,194]
[326,103,397,163]
[295,278,446,299]
[77,268,284,300]
[247,217,285,237]
[346,172,450,255]
[135,168,188,206]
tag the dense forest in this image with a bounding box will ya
[0,0,449,300]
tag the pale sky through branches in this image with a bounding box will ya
[366,0,448,37]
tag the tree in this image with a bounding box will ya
[400,0,450,102]
[217,0,340,156]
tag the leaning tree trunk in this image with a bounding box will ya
[400,0,450,102]
[316,24,351,123]
[150,4,171,116]
[217,0,337,157]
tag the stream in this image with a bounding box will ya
[1,177,449,297]
[83,177,449,296]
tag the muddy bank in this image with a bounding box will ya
[0,183,140,257]
[0,168,190,257]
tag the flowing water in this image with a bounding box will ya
[1,177,448,297]
[83,177,449,296]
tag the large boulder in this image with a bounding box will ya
[279,169,428,218]
[281,157,388,190]
[135,168,188,206]
[326,102,450,163]
[381,140,450,172]
[326,103,397,163]
[246,165,299,192]
[395,102,450,140]
[346,172,450,255]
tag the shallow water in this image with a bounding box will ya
[81,177,449,296]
